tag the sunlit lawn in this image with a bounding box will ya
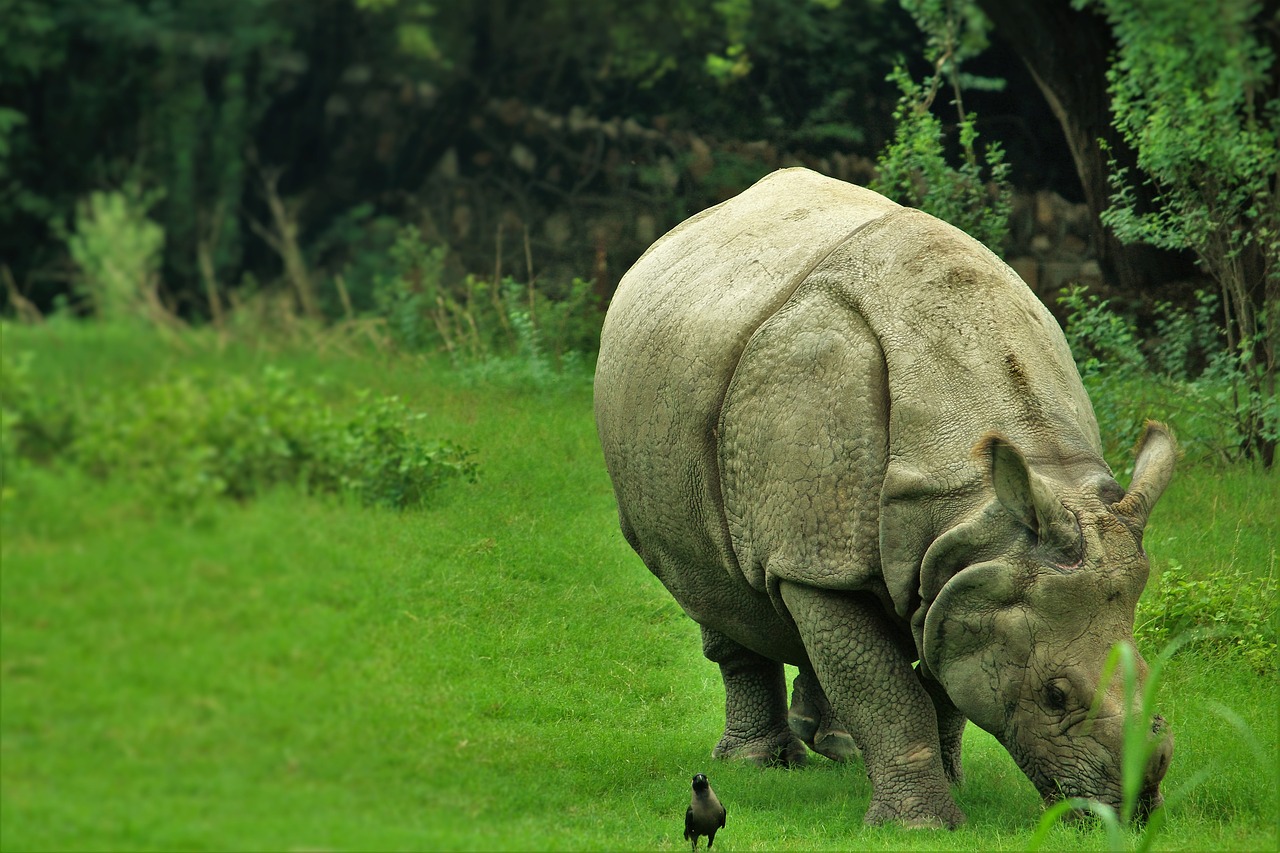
[1,323,1276,850]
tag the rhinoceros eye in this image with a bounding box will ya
[1045,682,1069,712]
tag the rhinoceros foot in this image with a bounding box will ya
[788,710,858,762]
[788,666,859,762]
[864,792,966,830]
[712,728,808,767]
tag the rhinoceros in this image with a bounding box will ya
[594,168,1175,828]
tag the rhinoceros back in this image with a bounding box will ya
[594,169,900,639]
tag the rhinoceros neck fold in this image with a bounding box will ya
[807,207,1103,474]
[790,207,1107,620]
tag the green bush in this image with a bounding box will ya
[58,184,167,322]
[373,228,455,353]
[0,350,79,470]
[372,226,601,385]
[872,66,1012,253]
[1057,285,1276,467]
[1137,561,1277,676]
[1,353,476,510]
[1079,0,1278,468]
[306,203,405,318]
[1151,289,1222,382]
[1056,285,1145,378]
[335,390,478,509]
[872,0,1012,253]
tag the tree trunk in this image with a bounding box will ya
[975,0,1196,296]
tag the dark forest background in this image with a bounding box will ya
[2,0,1240,313]
[1,2,1277,465]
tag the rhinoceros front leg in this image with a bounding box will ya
[919,671,966,785]
[779,581,965,828]
[788,665,858,762]
[700,624,807,766]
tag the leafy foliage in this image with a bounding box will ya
[899,0,1002,91]
[1056,285,1145,378]
[0,349,476,510]
[872,1,1012,251]
[370,0,918,148]
[1138,561,1277,676]
[2,0,926,316]
[373,229,452,353]
[2,0,293,303]
[1058,285,1279,467]
[372,226,600,385]
[0,350,77,481]
[1076,0,1279,467]
[0,0,64,228]
[56,184,166,322]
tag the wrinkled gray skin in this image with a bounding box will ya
[594,169,1176,828]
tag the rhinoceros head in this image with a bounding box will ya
[920,422,1177,818]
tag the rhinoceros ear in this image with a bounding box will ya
[921,561,1030,735]
[1115,422,1177,531]
[979,434,1082,564]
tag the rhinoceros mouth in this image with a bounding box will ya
[1135,788,1165,822]
[1038,784,1164,825]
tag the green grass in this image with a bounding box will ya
[2,322,1276,851]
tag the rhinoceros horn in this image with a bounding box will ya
[1114,422,1178,532]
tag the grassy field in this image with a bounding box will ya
[1,322,1276,851]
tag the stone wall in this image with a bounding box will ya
[415,99,1116,308]
[1005,189,1106,302]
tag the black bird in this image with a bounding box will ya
[684,773,727,851]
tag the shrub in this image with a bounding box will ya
[2,354,476,510]
[306,203,404,318]
[1150,289,1222,382]
[333,390,478,509]
[872,0,1012,253]
[1057,286,1276,467]
[1056,285,1146,378]
[1078,0,1279,468]
[372,226,601,385]
[1137,561,1276,676]
[373,227,456,353]
[873,66,1012,253]
[58,184,168,323]
[0,349,78,470]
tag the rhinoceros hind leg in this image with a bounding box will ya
[701,624,807,767]
[918,671,966,785]
[788,665,858,762]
